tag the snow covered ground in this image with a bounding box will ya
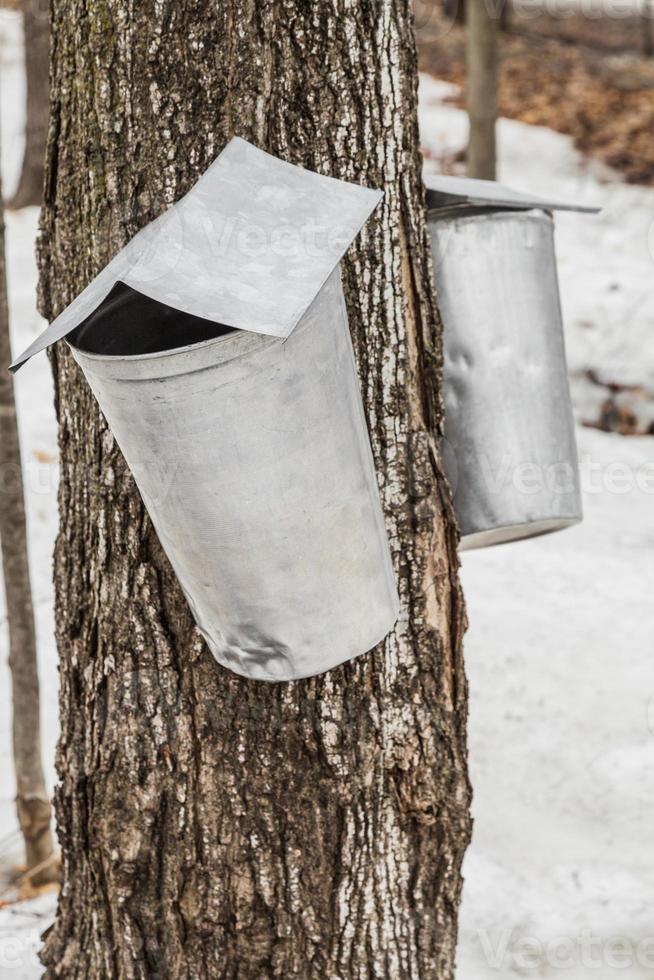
[0,12,652,978]
[420,76,654,979]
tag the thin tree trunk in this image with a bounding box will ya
[8,0,49,210]
[444,0,466,27]
[643,0,653,58]
[0,128,56,884]
[500,0,510,33]
[37,2,471,977]
[467,0,499,179]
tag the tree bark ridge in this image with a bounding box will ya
[38,2,471,977]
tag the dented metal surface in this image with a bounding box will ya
[429,204,583,549]
[15,138,399,681]
[70,270,399,681]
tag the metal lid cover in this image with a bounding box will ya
[424,173,600,215]
[11,138,383,372]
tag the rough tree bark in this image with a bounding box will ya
[8,0,49,210]
[38,2,471,977]
[0,132,55,883]
[467,0,498,179]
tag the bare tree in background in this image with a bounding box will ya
[643,0,653,58]
[8,0,49,210]
[500,0,510,33]
[467,0,499,179]
[443,0,466,27]
[0,128,56,885]
[443,0,509,43]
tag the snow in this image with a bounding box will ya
[0,12,653,977]
[419,76,654,979]
[0,892,55,979]
[456,428,654,979]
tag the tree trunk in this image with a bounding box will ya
[467,0,498,179]
[444,0,466,27]
[8,0,49,210]
[500,0,510,33]
[643,0,653,58]
[0,128,56,883]
[37,2,471,977]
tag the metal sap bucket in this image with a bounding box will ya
[12,138,400,682]
[425,175,599,550]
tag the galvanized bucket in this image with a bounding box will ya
[12,138,400,681]
[425,175,599,550]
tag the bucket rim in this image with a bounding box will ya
[459,515,582,550]
[66,325,280,381]
[66,268,343,381]
[66,310,277,366]
[427,204,556,224]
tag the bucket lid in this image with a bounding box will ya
[425,174,600,214]
[11,138,383,372]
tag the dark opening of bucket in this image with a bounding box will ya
[69,281,237,358]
